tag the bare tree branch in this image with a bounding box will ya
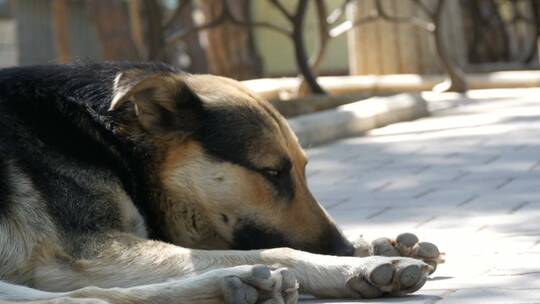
[292,0,306,20]
[162,0,190,29]
[165,13,226,47]
[327,0,465,92]
[329,1,434,39]
[165,1,290,49]
[291,0,325,94]
[268,0,293,20]
[161,0,465,94]
[230,19,292,35]
[226,2,292,37]
[310,0,330,70]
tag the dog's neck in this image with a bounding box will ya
[124,141,228,249]
[162,197,230,249]
[151,185,231,250]
[100,107,230,249]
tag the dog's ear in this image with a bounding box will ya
[109,70,203,135]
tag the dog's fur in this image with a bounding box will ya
[0,63,432,303]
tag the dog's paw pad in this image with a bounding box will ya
[347,276,383,298]
[348,257,431,298]
[222,265,298,304]
[222,276,259,304]
[397,263,422,289]
[372,237,400,256]
[390,259,431,295]
[397,232,419,249]
[412,242,440,259]
[368,262,395,286]
[372,233,444,274]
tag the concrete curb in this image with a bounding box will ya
[244,71,540,100]
[289,93,429,147]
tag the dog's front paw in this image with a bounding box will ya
[352,233,444,274]
[221,265,298,304]
[372,233,444,274]
[346,256,432,298]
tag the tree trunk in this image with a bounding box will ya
[432,0,467,92]
[164,0,208,73]
[143,0,165,61]
[200,0,263,80]
[128,0,146,59]
[348,0,467,75]
[51,0,70,63]
[461,0,510,63]
[86,0,140,61]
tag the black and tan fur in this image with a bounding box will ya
[0,63,437,304]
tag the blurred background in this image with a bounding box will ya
[1,0,540,112]
[1,2,539,300]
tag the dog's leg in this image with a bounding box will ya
[245,248,431,299]
[0,280,108,304]
[32,233,430,300]
[352,233,445,273]
[2,265,298,304]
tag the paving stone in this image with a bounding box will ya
[301,89,540,303]
[436,287,540,304]
[301,289,449,303]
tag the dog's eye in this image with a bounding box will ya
[260,161,294,199]
[260,160,291,180]
[264,168,280,177]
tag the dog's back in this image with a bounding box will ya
[0,63,157,284]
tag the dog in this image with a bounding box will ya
[0,62,442,303]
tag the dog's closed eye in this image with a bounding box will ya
[263,168,280,177]
[261,159,291,179]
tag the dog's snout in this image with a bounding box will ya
[317,225,355,256]
[328,235,355,256]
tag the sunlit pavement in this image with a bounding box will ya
[302,88,540,303]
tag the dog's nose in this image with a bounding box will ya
[329,237,355,256]
[322,226,356,256]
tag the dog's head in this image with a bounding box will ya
[111,68,354,256]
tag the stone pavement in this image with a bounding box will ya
[301,88,540,303]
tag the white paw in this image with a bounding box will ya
[221,265,298,304]
[346,256,432,298]
[371,232,444,274]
